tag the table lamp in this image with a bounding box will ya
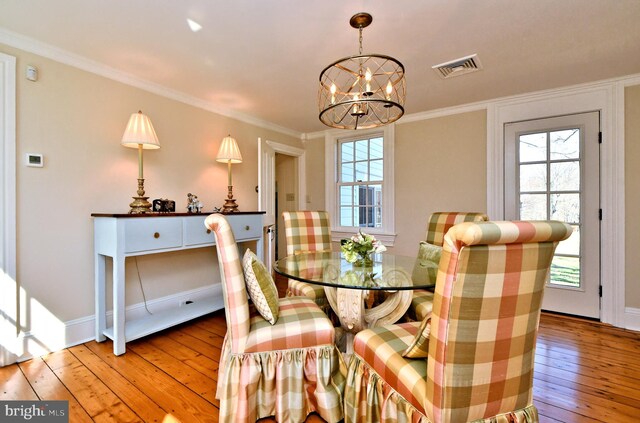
[121,111,160,213]
[216,135,243,212]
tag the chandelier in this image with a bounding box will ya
[318,12,406,130]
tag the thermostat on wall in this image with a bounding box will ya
[26,153,44,167]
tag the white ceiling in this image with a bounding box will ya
[1,0,639,135]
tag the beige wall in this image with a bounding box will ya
[304,136,326,211]
[625,85,640,309]
[2,44,302,339]
[392,111,487,256]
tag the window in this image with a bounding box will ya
[517,128,582,287]
[324,125,395,245]
[338,135,383,228]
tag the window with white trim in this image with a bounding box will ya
[324,125,396,245]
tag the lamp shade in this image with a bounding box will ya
[216,135,243,163]
[121,111,160,149]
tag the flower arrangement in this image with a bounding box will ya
[340,230,387,266]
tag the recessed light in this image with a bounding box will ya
[187,19,202,32]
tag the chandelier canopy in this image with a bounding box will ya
[318,12,406,130]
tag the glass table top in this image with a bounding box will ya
[273,251,437,291]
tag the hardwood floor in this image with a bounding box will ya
[2,311,639,422]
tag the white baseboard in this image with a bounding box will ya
[15,284,223,362]
[624,307,640,332]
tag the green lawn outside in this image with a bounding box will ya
[550,256,580,287]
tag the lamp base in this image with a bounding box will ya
[129,178,152,214]
[221,185,239,213]
[129,196,152,214]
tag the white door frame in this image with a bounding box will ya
[0,52,17,366]
[258,138,306,225]
[487,83,623,326]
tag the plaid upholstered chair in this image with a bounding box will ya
[410,212,489,322]
[345,220,572,423]
[205,214,345,422]
[282,210,332,309]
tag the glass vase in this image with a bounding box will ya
[353,253,373,268]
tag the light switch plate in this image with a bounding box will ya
[26,153,44,167]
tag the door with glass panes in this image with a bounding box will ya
[505,112,600,319]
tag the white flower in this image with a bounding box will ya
[340,230,386,263]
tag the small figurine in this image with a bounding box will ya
[186,193,203,213]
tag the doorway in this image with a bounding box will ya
[258,139,306,268]
[504,112,600,319]
[275,153,298,260]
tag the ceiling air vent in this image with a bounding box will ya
[432,54,483,79]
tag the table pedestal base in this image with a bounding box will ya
[324,287,412,354]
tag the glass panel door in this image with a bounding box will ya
[505,112,600,319]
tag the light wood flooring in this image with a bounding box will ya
[2,311,640,422]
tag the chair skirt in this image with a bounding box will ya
[217,297,346,423]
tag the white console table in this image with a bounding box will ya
[92,212,264,355]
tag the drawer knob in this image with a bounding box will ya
[206,229,212,234]
[154,232,160,239]
[245,225,250,231]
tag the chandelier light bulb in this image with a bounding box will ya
[385,81,393,102]
[364,68,373,95]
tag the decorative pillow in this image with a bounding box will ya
[402,313,432,358]
[411,242,442,285]
[242,249,279,325]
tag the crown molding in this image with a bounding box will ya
[302,73,640,140]
[0,28,302,139]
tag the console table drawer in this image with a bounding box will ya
[229,215,262,240]
[184,216,215,246]
[124,218,183,253]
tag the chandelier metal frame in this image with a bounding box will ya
[318,12,406,130]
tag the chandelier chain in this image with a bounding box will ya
[358,27,363,55]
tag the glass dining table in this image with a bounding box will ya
[273,251,437,353]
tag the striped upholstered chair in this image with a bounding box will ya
[410,212,489,321]
[344,220,572,423]
[205,214,345,422]
[282,210,332,310]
